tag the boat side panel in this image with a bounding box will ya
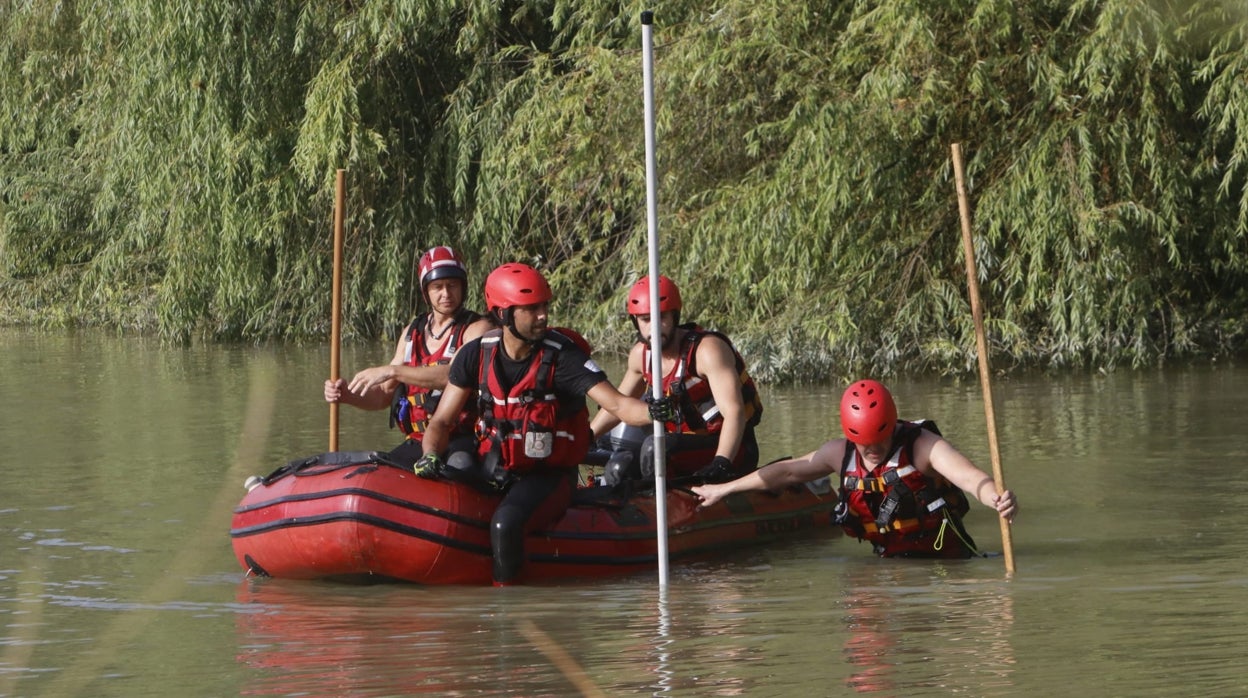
[231,465,841,584]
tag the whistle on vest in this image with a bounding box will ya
[524,429,553,458]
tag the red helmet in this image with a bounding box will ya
[626,276,682,316]
[484,263,552,312]
[418,246,467,292]
[840,379,898,445]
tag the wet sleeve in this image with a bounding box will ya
[447,340,481,389]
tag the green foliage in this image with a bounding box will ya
[3,0,1248,381]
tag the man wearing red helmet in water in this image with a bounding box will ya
[323,246,495,467]
[590,275,764,485]
[414,263,675,585]
[692,379,1018,558]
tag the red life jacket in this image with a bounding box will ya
[390,310,481,439]
[641,324,763,435]
[836,420,975,558]
[474,330,591,473]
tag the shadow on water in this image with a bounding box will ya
[16,344,279,698]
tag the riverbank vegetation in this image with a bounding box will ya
[3,1,1247,382]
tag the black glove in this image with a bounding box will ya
[413,452,445,479]
[645,395,676,422]
[693,456,736,483]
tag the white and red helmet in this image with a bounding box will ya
[417,246,468,298]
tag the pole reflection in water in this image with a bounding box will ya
[653,586,674,696]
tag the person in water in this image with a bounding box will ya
[413,262,674,585]
[589,275,764,485]
[323,246,495,467]
[692,379,1018,558]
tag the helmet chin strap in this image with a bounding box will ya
[498,308,542,345]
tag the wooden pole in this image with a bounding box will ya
[951,143,1016,574]
[329,169,346,452]
[517,620,607,698]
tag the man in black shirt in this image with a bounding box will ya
[416,262,672,585]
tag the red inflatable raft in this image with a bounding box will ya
[230,451,840,585]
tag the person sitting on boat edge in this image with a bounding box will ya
[589,275,764,486]
[691,379,1018,559]
[323,246,495,468]
[413,262,675,585]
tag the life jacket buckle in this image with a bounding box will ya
[874,487,905,531]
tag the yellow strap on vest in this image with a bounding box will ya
[861,517,921,535]
[848,477,889,493]
[844,465,919,493]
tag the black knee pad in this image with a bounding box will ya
[491,505,528,583]
[638,436,658,479]
[445,450,478,472]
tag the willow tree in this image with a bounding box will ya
[3,0,1248,381]
[444,0,1248,379]
[1,1,495,339]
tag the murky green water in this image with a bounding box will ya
[2,328,1247,696]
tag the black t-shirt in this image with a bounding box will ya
[448,331,608,411]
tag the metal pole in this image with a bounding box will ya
[641,9,670,586]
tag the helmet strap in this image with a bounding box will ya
[506,323,529,343]
[491,307,510,329]
[495,307,540,345]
